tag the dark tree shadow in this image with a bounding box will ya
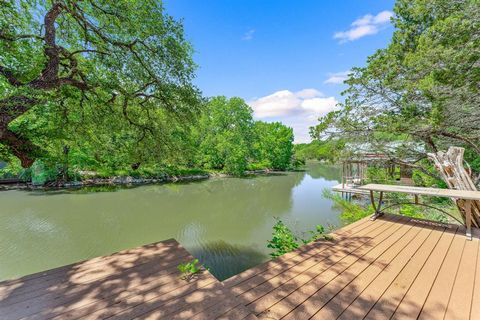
[0,239,254,319]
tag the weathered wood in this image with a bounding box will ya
[428,146,480,228]
[359,183,480,200]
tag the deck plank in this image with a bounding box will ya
[0,239,257,320]
[223,215,372,289]
[280,217,416,320]
[390,226,458,320]
[312,221,433,320]
[0,239,179,291]
[418,230,466,320]
[363,225,445,320]
[228,216,395,299]
[470,229,480,320]
[246,216,403,319]
[236,215,402,316]
[444,233,479,320]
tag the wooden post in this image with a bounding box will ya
[466,199,472,240]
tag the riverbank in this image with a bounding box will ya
[0,168,279,191]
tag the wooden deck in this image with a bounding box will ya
[1,214,479,319]
[224,214,480,320]
[0,239,256,320]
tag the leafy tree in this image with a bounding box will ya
[195,96,254,175]
[0,0,201,167]
[294,139,343,163]
[312,0,480,182]
[194,97,296,175]
[253,121,293,170]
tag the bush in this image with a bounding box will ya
[267,219,330,258]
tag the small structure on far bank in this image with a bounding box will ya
[333,143,418,196]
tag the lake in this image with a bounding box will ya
[0,162,342,281]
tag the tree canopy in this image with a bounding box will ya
[194,97,294,175]
[312,0,480,181]
[0,0,201,167]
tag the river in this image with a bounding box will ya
[0,162,342,281]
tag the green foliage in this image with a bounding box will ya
[194,97,295,175]
[301,225,334,244]
[365,166,397,184]
[323,190,374,224]
[30,160,59,186]
[195,97,254,175]
[267,220,299,258]
[177,259,202,280]
[312,0,480,180]
[1,3,296,180]
[411,162,448,188]
[294,139,344,163]
[253,121,294,170]
[267,219,330,258]
[1,0,201,167]
[324,189,453,224]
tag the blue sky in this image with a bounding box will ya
[164,0,396,142]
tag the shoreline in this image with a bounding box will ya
[0,168,281,191]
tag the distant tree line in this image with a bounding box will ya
[293,139,344,163]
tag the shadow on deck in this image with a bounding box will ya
[0,214,478,319]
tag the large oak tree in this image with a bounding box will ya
[0,0,201,167]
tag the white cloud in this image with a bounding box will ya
[248,89,338,143]
[242,29,255,41]
[249,90,301,118]
[295,88,322,99]
[324,71,350,84]
[334,10,393,42]
[301,97,338,113]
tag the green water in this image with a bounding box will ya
[0,162,342,281]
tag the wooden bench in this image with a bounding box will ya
[358,183,480,240]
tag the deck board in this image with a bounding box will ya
[363,225,445,320]
[237,215,402,317]
[314,220,432,320]
[390,225,458,320]
[444,234,479,320]
[0,240,257,320]
[281,216,416,320]
[250,216,405,319]
[227,214,478,320]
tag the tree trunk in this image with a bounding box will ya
[0,128,36,168]
[0,97,38,168]
[428,146,480,227]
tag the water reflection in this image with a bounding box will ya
[0,162,341,281]
[188,240,266,280]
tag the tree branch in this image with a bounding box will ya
[0,66,24,86]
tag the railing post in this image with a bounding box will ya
[465,199,472,240]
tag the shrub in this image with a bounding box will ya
[267,219,330,258]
